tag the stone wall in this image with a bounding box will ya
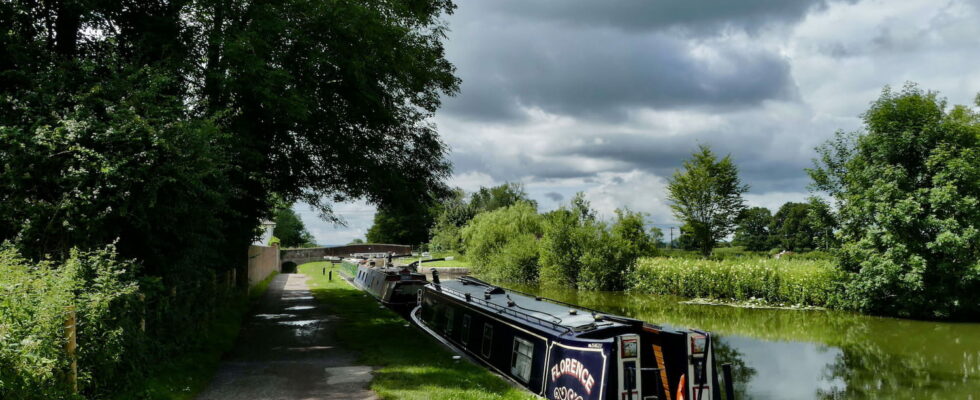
[280,244,412,266]
[247,244,280,286]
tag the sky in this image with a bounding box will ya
[299,0,980,245]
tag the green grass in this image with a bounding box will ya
[112,272,279,400]
[628,256,844,307]
[298,261,532,400]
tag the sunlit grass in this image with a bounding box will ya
[299,261,532,400]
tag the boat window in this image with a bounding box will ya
[461,315,471,345]
[511,337,533,383]
[481,324,493,358]
[445,308,455,334]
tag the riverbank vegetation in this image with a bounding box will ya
[300,262,530,400]
[420,86,979,321]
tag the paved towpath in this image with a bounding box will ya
[197,273,377,400]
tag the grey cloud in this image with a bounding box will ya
[544,192,564,202]
[469,0,837,35]
[442,10,799,121]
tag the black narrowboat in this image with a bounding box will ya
[345,260,428,313]
[412,275,722,400]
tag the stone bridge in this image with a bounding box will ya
[279,244,412,271]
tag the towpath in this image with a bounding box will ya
[196,273,377,400]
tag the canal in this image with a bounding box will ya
[506,284,980,399]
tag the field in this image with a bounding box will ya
[627,257,844,308]
[299,261,530,400]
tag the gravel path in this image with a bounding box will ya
[196,273,378,400]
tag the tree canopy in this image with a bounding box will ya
[0,0,458,277]
[734,207,773,251]
[667,145,749,256]
[809,84,980,319]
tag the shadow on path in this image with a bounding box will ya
[196,273,377,400]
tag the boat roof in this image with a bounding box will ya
[434,277,643,336]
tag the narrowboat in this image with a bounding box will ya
[345,260,428,313]
[412,274,724,400]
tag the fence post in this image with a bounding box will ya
[138,294,146,332]
[64,306,78,395]
[329,270,332,281]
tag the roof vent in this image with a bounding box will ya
[569,309,578,315]
[593,313,604,321]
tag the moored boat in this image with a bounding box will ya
[412,273,725,400]
[343,259,428,313]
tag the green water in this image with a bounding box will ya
[507,284,980,400]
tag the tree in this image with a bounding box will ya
[539,193,595,287]
[667,145,749,256]
[808,84,980,319]
[734,207,773,251]
[428,183,536,252]
[348,238,365,245]
[461,202,543,283]
[428,189,473,252]
[273,207,316,248]
[469,183,537,213]
[770,202,817,251]
[366,203,435,245]
[0,0,458,274]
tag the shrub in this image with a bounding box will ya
[0,245,241,399]
[461,202,543,282]
[628,257,844,307]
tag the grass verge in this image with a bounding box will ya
[112,272,279,400]
[298,261,531,400]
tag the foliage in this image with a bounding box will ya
[0,245,248,399]
[469,183,536,214]
[628,257,844,307]
[733,207,773,251]
[770,202,821,251]
[428,184,536,253]
[667,145,749,256]
[348,238,365,245]
[272,207,315,248]
[460,202,543,282]
[300,262,530,400]
[808,84,980,319]
[538,194,595,287]
[366,202,436,245]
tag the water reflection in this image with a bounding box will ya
[505,283,980,399]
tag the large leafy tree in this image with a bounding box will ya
[809,84,980,319]
[734,207,773,251]
[667,145,749,256]
[0,0,458,277]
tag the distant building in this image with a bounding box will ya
[254,219,276,246]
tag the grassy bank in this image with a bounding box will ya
[628,257,843,308]
[112,272,279,400]
[298,261,530,400]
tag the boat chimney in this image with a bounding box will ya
[464,293,472,302]
[506,295,516,307]
[431,268,440,285]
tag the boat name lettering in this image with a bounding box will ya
[550,358,595,394]
[552,386,584,400]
